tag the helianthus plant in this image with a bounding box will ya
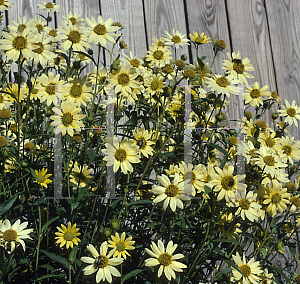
[0,2,300,284]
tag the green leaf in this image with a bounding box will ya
[72,50,97,66]
[196,56,204,69]
[122,269,143,282]
[87,149,95,162]
[0,194,18,215]
[40,250,69,270]
[200,56,207,61]
[211,239,246,246]
[35,274,65,281]
[41,216,60,235]
[126,200,153,207]
[39,264,55,271]
[69,246,78,264]
[266,265,290,282]
[207,143,231,159]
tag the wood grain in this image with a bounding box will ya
[265,0,300,140]
[100,0,147,60]
[143,0,189,61]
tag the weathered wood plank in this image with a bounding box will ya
[55,0,102,74]
[143,0,189,61]
[100,0,147,61]
[265,0,300,140]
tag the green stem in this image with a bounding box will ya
[33,204,42,284]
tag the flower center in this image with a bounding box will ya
[239,264,251,277]
[158,252,172,266]
[117,73,130,86]
[45,85,56,95]
[0,0,4,4]
[36,174,46,183]
[216,76,229,87]
[265,137,275,147]
[45,2,54,8]
[98,76,106,84]
[24,142,34,151]
[290,196,300,207]
[3,229,17,242]
[282,145,292,155]
[221,176,235,190]
[115,149,127,162]
[116,242,125,251]
[130,58,140,68]
[271,193,281,204]
[62,112,73,126]
[64,232,74,241]
[137,137,146,149]
[162,64,174,74]
[286,108,296,117]
[204,175,212,183]
[70,84,82,98]
[153,50,164,60]
[165,184,179,197]
[0,136,8,147]
[172,35,181,43]
[239,198,250,210]
[94,255,109,268]
[68,31,81,44]
[250,89,260,98]
[93,24,107,35]
[184,171,195,183]
[12,36,27,51]
[215,39,226,49]
[33,42,44,54]
[18,24,27,32]
[194,36,204,43]
[73,172,87,183]
[157,41,164,47]
[69,17,77,25]
[232,59,245,74]
[36,24,44,33]
[150,79,161,91]
[263,155,275,166]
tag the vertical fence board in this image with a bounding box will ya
[265,0,300,140]
[143,0,189,61]
[101,0,147,61]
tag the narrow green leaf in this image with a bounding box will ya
[122,269,143,282]
[41,216,60,235]
[69,246,78,264]
[0,194,18,215]
[40,250,69,269]
[36,274,65,281]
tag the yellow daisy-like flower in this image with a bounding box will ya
[36,72,65,106]
[231,252,263,284]
[274,136,300,165]
[0,93,12,110]
[178,161,205,196]
[50,101,86,137]
[35,168,52,188]
[55,222,81,249]
[289,194,300,213]
[30,16,46,34]
[258,128,277,152]
[0,219,33,253]
[216,212,242,240]
[62,12,82,26]
[205,74,239,98]
[0,27,36,61]
[85,16,121,47]
[222,50,255,85]
[151,172,192,212]
[131,127,155,158]
[0,0,12,12]
[62,77,93,107]
[146,45,172,67]
[209,164,246,202]
[5,83,27,102]
[253,145,287,178]
[107,232,135,259]
[278,99,300,127]
[121,51,143,69]
[189,31,211,44]
[145,240,187,281]
[58,21,90,52]
[162,29,189,49]
[263,182,290,216]
[144,74,165,97]
[108,63,141,98]
[258,268,274,284]
[70,162,93,188]
[102,137,141,174]
[31,34,55,68]
[244,82,271,107]
[80,242,123,284]
[37,1,60,13]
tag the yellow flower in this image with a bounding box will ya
[244,82,271,107]
[216,213,242,240]
[231,252,263,284]
[205,74,239,98]
[222,50,255,85]
[152,172,192,212]
[274,136,300,165]
[146,45,172,67]
[189,31,211,44]
[37,1,60,13]
[80,242,123,283]
[162,29,189,49]
[50,101,86,137]
[55,222,81,249]
[131,127,155,158]
[69,162,93,188]
[62,12,82,26]
[35,168,52,188]
[145,240,187,281]
[107,232,135,259]
[102,137,141,174]
[278,99,300,127]
[0,0,12,12]
[0,219,33,253]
